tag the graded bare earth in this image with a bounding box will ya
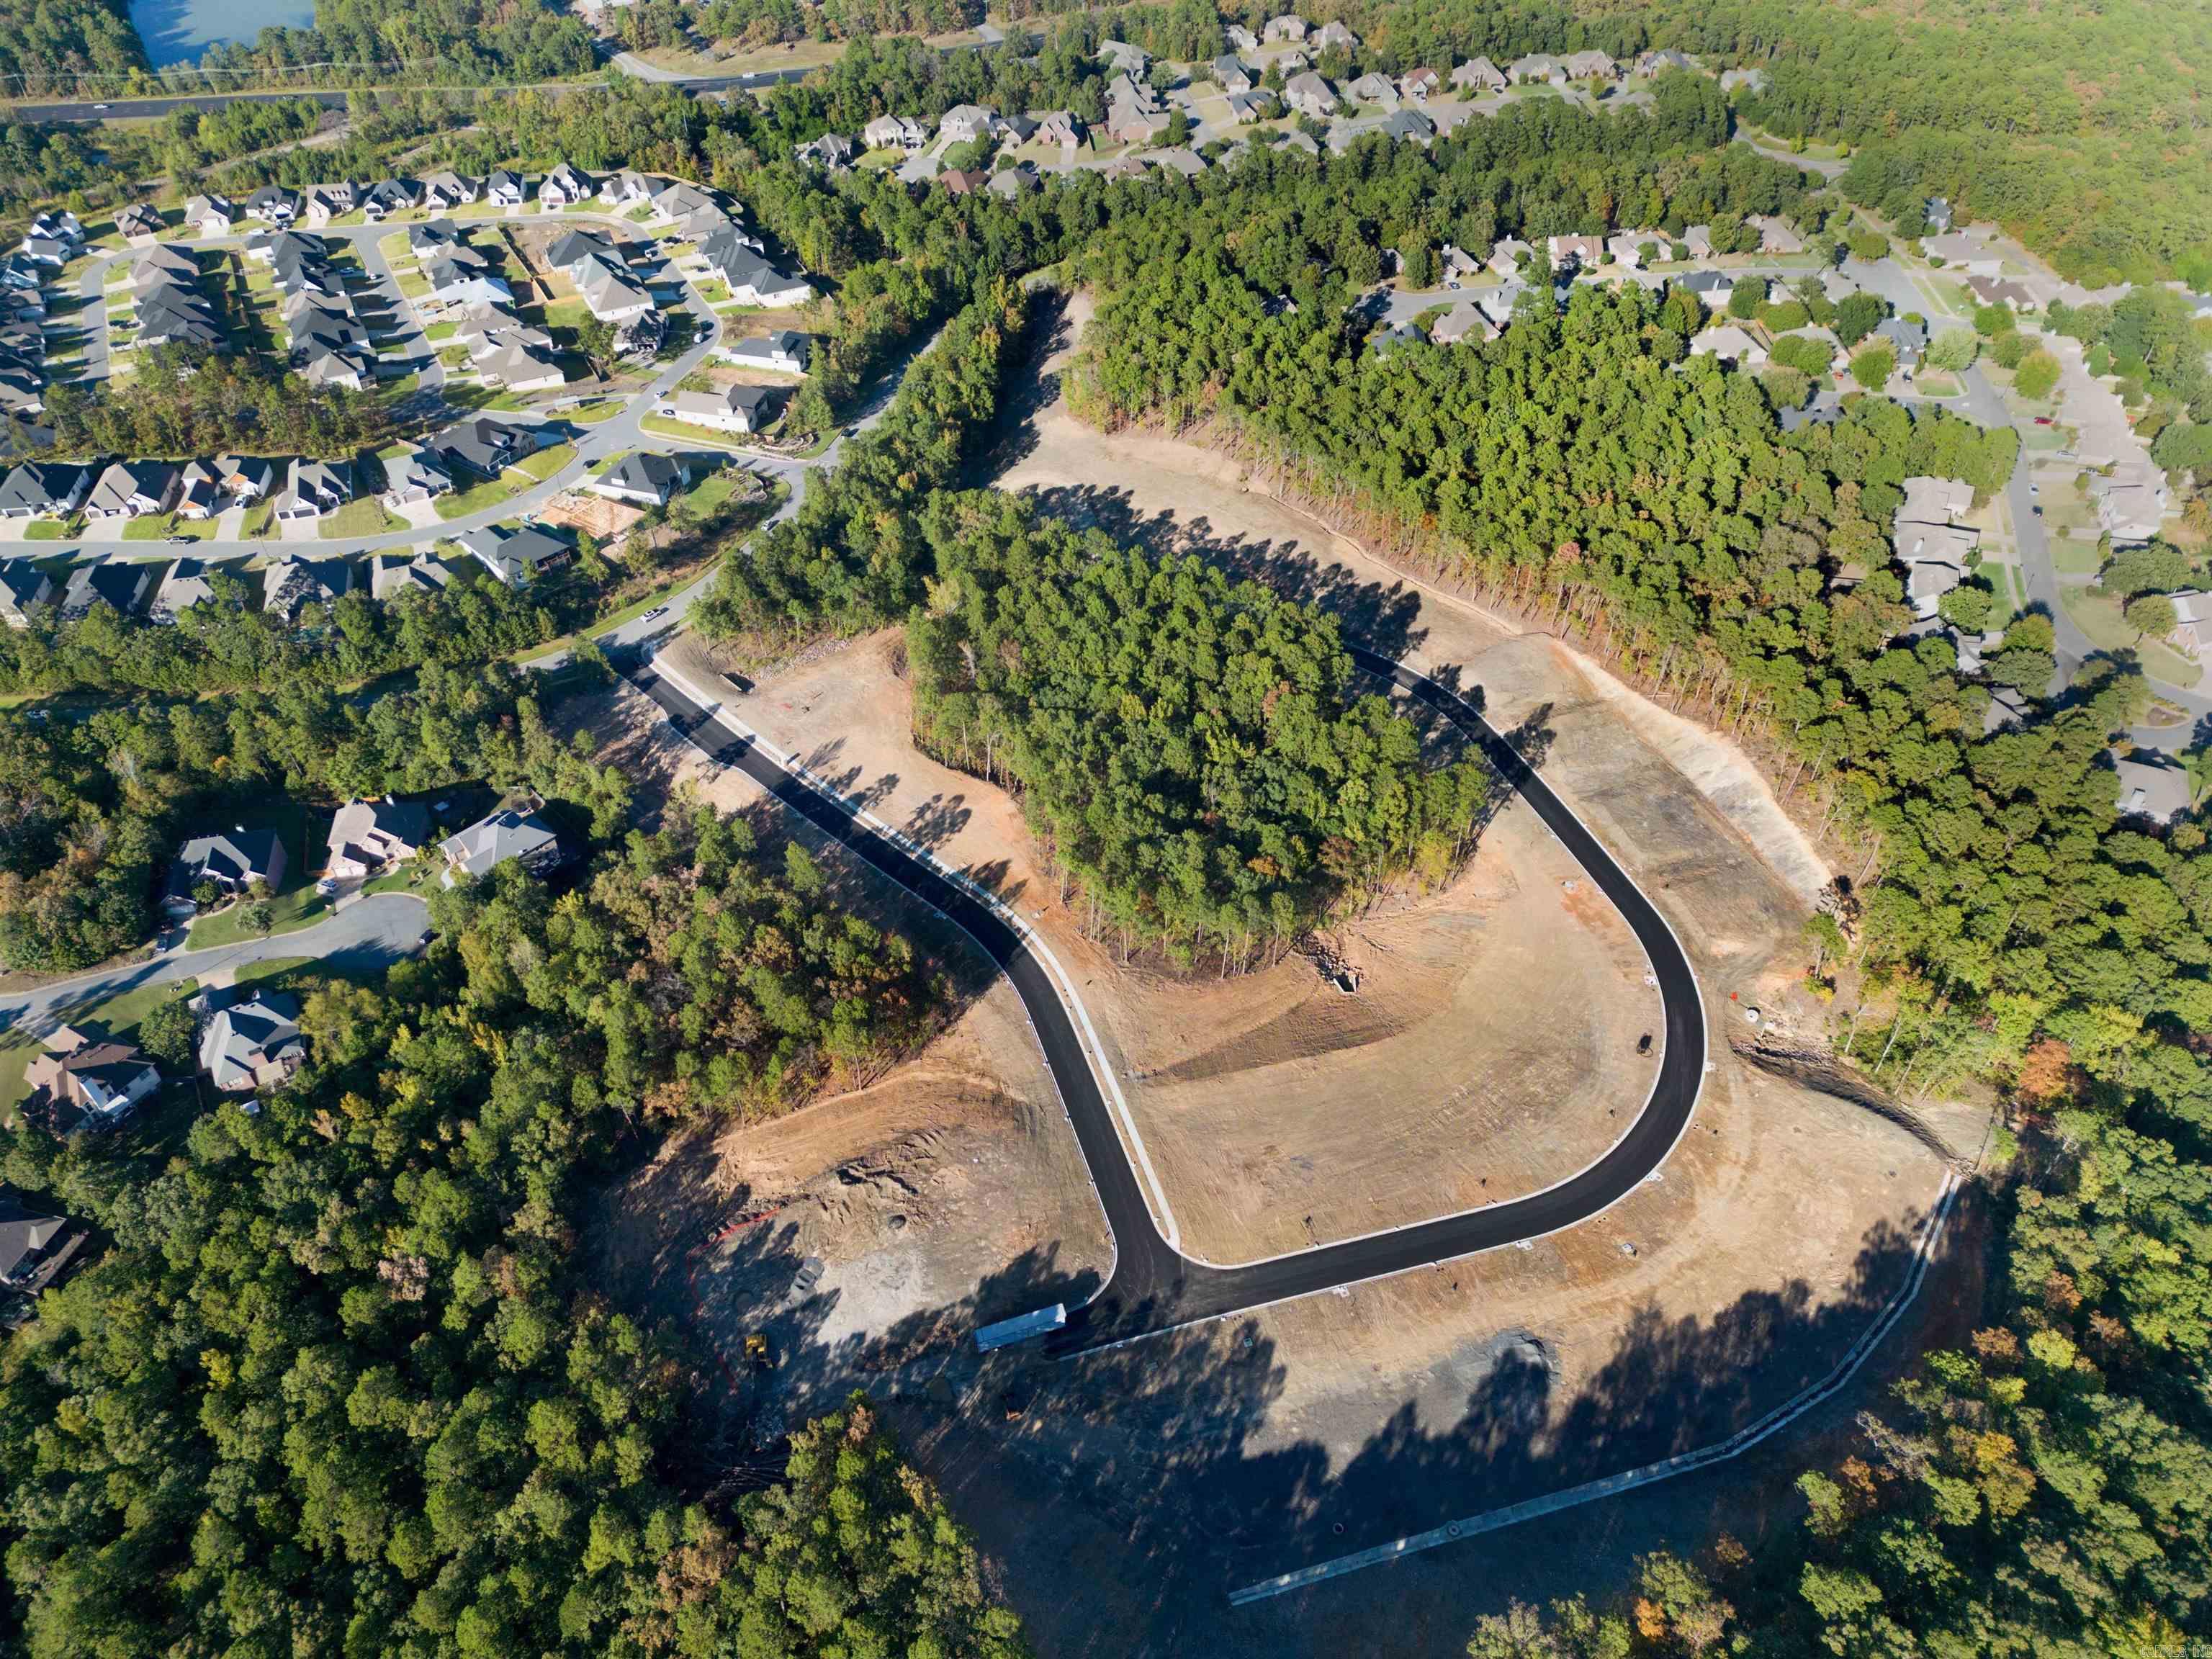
[577,295,1966,1658]
[657,626,1659,1264]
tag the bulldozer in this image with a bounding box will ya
[742,1333,773,1372]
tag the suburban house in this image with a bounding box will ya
[1607,231,1660,267]
[1964,274,2038,312]
[1313,19,1357,48]
[185,194,237,238]
[0,558,53,627]
[1747,215,1804,254]
[721,329,809,374]
[540,163,593,207]
[0,1192,78,1293]
[1430,302,1499,346]
[939,168,992,197]
[1226,89,1280,123]
[117,202,163,243]
[361,179,420,220]
[325,795,431,881]
[1508,53,1565,84]
[1637,48,1696,76]
[1876,315,1928,375]
[650,180,719,225]
[214,454,279,502]
[1399,66,1442,100]
[86,459,179,519]
[1893,475,1978,616]
[245,184,298,225]
[1099,37,1147,75]
[572,253,655,321]
[24,1028,161,1133]
[1346,71,1398,107]
[600,169,655,210]
[2113,754,2194,824]
[1283,71,1338,118]
[262,556,351,621]
[197,986,307,1093]
[151,556,227,625]
[1104,83,1171,145]
[1923,197,1954,233]
[1547,234,1605,270]
[1263,14,1308,43]
[1226,22,1259,50]
[1212,54,1254,94]
[0,462,90,518]
[440,806,566,886]
[1563,49,1617,80]
[422,170,478,209]
[60,562,155,621]
[863,114,931,153]
[1688,323,1767,368]
[657,381,785,434]
[487,169,529,207]
[2089,462,2169,547]
[698,237,811,307]
[1681,224,1714,259]
[166,828,287,917]
[429,417,535,477]
[370,552,459,600]
[472,331,566,392]
[454,524,575,587]
[590,451,690,507]
[987,166,1043,200]
[1381,109,1435,145]
[939,104,998,145]
[273,458,352,522]
[795,133,858,170]
[1488,237,1532,277]
[379,446,452,507]
[1452,56,1509,94]
[302,184,352,227]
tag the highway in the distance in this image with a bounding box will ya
[626,637,1709,1352]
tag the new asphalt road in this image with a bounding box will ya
[628,639,1709,1351]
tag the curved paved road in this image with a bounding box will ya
[628,639,1709,1351]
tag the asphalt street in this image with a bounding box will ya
[0,892,428,1037]
[627,639,1709,1352]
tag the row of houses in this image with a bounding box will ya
[405,221,567,392]
[0,210,87,417]
[129,243,222,354]
[183,166,598,240]
[247,230,379,390]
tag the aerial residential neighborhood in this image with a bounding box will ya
[0,5,2208,1658]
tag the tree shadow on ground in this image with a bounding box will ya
[655,1182,1951,1659]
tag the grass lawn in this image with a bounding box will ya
[436,469,527,520]
[425,321,458,342]
[539,296,593,333]
[683,467,758,514]
[395,273,431,300]
[691,279,733,305]
[240,502,276,539]
[123,513,219,541]
[511,441,575,483]
[320,496,405,539]
[24,518,74,541]
[567,400,626,424]
[641,413,760,451]
[2062,586,2205,686]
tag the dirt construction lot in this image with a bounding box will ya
[576,295,1972,1657]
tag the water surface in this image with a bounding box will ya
[130,0,317,68]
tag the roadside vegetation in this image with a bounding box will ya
[0,798,1010,1658]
